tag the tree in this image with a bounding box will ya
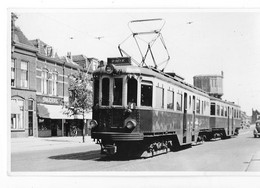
[65,69,93,143]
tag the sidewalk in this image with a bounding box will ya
[11,136,96,153]
[247,151,260,172]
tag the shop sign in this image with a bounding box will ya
[37,96,62,105]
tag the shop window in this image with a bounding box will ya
[11,59,15,87]
[156,86,164,108]
[11,99,24,130]
[167,90,174,110]
[141,82,153,107]
[127,78,137,105]
[102,78,110,106]
[176,93,182,111]
[113,78,123,105]
[210,102,216,115]
[21,61,28,88]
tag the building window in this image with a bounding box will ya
[11,59,16,87]
[155,86,164,108]
[167,90,174,110]
[141,82,153,107]
[42,70,48,94]
[53,73,58,96]
[11,99,24,130]
[113,78,123,105]
[48,72,53,95]
[176,93,182,111]
[21,61,28,88]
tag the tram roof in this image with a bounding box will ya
[94,64,210,97]
[209,96,240,108]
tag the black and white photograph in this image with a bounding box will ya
[2,1,260,188]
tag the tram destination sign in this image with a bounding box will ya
[107,57,131,65]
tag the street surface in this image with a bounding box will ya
[11,125,260,172]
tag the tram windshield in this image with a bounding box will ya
[127,78,137,105]
[113,78,123,105]
[102,78,110,106]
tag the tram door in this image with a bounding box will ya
[231,107,234,135]
[192,96,196,141]
[183,93,188,143]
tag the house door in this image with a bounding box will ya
[28,111,33,136]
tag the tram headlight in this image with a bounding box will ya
[90,120,98,129]
[105,64,115,74]
[124,119,137,130]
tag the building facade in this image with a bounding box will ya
[11,25,38,138]
[193,71,224,99]
[11,16,97,138]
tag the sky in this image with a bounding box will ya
[13,9,260,115]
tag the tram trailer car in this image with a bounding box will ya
[90,57,241,157]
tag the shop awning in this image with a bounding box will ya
[37,104,74,119]
[11,100,20,114]
[74,112,92,120]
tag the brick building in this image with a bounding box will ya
[11,23,38,138]
[11,15,97,138]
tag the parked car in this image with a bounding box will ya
[253,120,260,138]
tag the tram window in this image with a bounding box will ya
[210,103,216,115]
[102,78,110,106]
[201,101,204,114]
[93,79,99,106]
[141,84,153,107]
[196,99,200,114]
[221,106,224,116]
[189,96,191,109]
[156,86,164,108]
[167,90,174,110]
[225,107,227,117]
[176,93,182,111]
[217,105,220,116]
[127,78,137,104]
[113,78,122,105]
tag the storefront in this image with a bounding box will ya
[36,95,71,137]
[36,95,92,137]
